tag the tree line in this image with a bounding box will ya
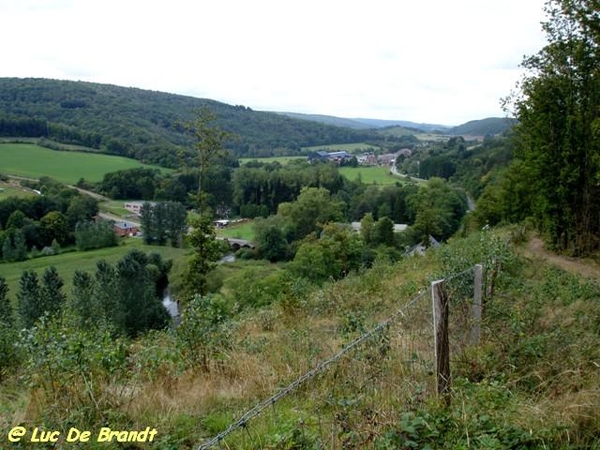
[0,177,102,261]
[0,249,171,338]
[0,78,391,167]
[472,0,600,255]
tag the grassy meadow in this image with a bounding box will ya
[339,165,404,185]
[1,239,188,303]
[0,143,169,184]
[240,155,305,165]
[99,199,139,217]
[0,180,37,199]
[215,220,255,241]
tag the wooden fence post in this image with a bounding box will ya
[471,264,483,346]
[431,279,451,405]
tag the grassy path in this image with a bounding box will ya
[521,236,600,280]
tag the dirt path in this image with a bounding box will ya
[521,236,600,280]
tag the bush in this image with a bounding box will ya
[75,220,118,251]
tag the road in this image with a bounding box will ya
[389,164,427,183]
[68,185,110,201]
[389,166,476,211]
[98,212,141,227]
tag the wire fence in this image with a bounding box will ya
[196,265,483,450]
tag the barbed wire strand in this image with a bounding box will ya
[196,289,430,449]
[196,266,477,450]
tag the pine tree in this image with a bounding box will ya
[116,250,168,336]
[94,260,123,331]
[17,270,42,328]
[40,267,66,318]
[70,270,98,328]
[0,277,12,328]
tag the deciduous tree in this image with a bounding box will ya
[510,0,600,254]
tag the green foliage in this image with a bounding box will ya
[69,270,99,329]
[115,250,170,337]
[290,223,364,283]
[227,267,286,310]
[182,214,222,299]
[254,216,290,262]
[0,78,381,166]
[16,266,66,329]
[1,229,27,262]
[99,167,161,199]
[75,220,118,251]
[439,229,517,278]
[450,117,513,136]
[176,294,232,372]
[508,0,600,254]
[372,216,395,247]
[17,269,42,328]
[65,194,99,228]
[375,379,536,449]
[410,178,467,243]
[39,210,69,246]
[140,201,188,246]
[17,316,129,427]
[183,107,232,213]
[0,182,81,252]
[278,187,344,240]
[0,276,17,376]
[40,266,66,319]
[360,212,375,245]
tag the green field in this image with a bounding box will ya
[1,240,188,303]
[415,133,451,142]
[99,199,138,217]
[216,220,255,241]
[0,181,37,199]
[0,143,169,184]
[339,166,404,185]
[239,143,382,166]
[240,155,305,165]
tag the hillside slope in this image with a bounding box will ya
[0,78,377,167]
[449,117,515,136]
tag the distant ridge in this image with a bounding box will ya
[0,78,378,167]
[449,117,515,137]
[273,111,450,132]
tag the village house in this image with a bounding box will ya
[307,150,353,164]
[123,201,155,216]
[350,222,408,233]
[377,153,398,166]
[113,220,139,237]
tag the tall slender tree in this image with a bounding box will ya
[40,266,66,319]
[510,0,600,254]
[0,277,12,328]
[184,107,231,214]
[17,270,42,328]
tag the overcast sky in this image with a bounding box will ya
[1,0,548,125]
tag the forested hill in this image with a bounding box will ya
[449,117,514,137]
[0,78,378,167]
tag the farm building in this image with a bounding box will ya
[113,220,139,237]
[350,222,408,233]
[124,201,155,216]
[214,219,230,228]
[307,151,353,164]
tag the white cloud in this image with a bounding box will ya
[0,0,547,125]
